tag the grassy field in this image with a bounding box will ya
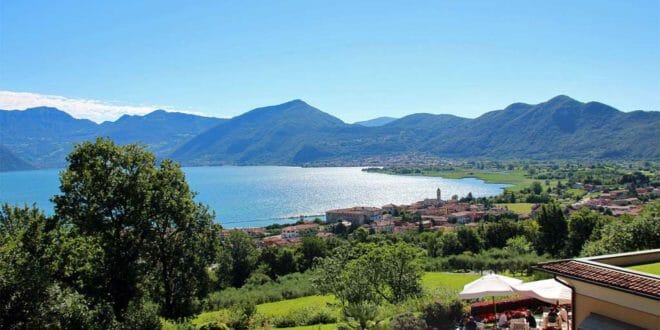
[421,271,481,292]
[495,203,534,215]
[191,308,232,327]
[373,168,546,192]
[188,271,531,328]
[627,262,660,275]
[257,295,337,317]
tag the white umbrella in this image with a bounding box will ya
[459,274,524,316]
[459,274,523,299]
[512,279,571,305]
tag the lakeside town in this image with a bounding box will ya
[223,180,660,248]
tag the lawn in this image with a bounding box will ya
[257,295,337,317]
[627,262,660,276]
[421,271,481,292]
[495,203,534,215]
[189,272,528,328]
[191,308,232,327]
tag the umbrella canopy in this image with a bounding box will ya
[512,279,572,305]
[459,274,523,299]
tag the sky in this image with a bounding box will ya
[1,0,659,123]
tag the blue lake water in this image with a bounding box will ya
[0,166,508,228]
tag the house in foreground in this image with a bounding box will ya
[535,249,660,329]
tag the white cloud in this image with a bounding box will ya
[0,90,201,123]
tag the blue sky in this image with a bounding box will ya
[1,0,659,122]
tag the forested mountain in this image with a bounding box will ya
[425,95,660,159]
[172,96,660,164]
[1,96,658,170]
[0,145,34,171]
[0,107,223,169]
[170,99,348,164]
[97,110,225,156]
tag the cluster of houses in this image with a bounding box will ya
[220,185,658,248]
[220,188,515,247]
[325,189,512,234]
[571,186,659,216]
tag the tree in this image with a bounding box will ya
[53,138,157,317]
[298,237,327,271]
[531,181,543,195]
[480,220,521,249]
[218,230,259,287]
[536,203,568,257]
[504,236,534,255]
[582,201,660,256]
[147,160,220,318]
[53,138,220,320]
[0,204,54,328]
[439,231,463,256]
[314,243,424,306]
[456,226,482,253]
[564,208,604,257]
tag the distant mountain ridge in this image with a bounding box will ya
[1,95,658,170]
[355,116,397,127]
[0,107,224,169]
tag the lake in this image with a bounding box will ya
[0,166,508,228]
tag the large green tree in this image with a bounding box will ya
[314,243,424,306]
[53,139,157,317]
[53,138,220,320]
[536,203,568,257]
[565,208,605,257]
[0,205,54,328]
[147,160,220,318]
[218,230,259,287]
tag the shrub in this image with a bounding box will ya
[390,313,427,330]
[198,322,230,330]
[226,303,256,330]
[270,307,337,327]
[422,300,463,330]
[119,301,161,330]
[203,272,317,311]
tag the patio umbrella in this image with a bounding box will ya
[512,279,571,305]
[459,274,523,316]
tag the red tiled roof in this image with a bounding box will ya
[535,260,660,300]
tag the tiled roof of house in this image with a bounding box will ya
[535,260,660,300]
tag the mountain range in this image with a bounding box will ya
[1,95,658,171]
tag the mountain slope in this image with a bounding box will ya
[0,145,34,172]
[171,100,349,164]
[2,96,658,169]
[98,110,224,156]
[355,116,397,127]
[173,96,660,164]
[427,95,660,159]
[0,107,224,168]
[0,107,98,168]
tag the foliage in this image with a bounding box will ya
[269,306,337,328]
[581,201,660,256]
[390,312,427,330]
[52,138,220,320]
[314,243,425,305]
[0,204,54,328]
[421,300,464,330]
[217,230,258,288]
[564,208,606,257]
[299,236,328,271]
[203,272,318,311]
[536,203,568,257]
